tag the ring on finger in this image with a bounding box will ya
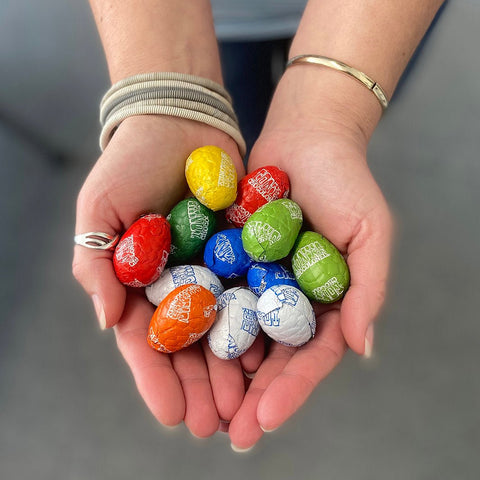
[74,231,119,250]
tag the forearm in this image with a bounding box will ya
[89,0,222,84]
[281,0,445,139]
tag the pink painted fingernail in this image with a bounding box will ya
[92,294,106,330]
[364,323,374,358]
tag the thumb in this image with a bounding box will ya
[72,192,127,330]
[340,211,393,357]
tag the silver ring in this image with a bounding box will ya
[74,232,119,250]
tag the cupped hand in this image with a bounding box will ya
[227,71,393,449]
[72,115,247,436]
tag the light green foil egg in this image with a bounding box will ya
[292,231,350,303]
[241,199,303,262]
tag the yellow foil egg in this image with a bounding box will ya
[185,145,237,211]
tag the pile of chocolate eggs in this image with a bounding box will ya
[112,146,350,359]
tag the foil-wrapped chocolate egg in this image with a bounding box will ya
[113,214,170,287]
[257,284,316,347]
[207,287,259,360]
[167,197,216,264]
[203,228,252,279]
[247,262,299,296]
[225,166,290,227]
[185,145,237,211]
[147,284,216,353]
[146,264,224,306]
[292,231,350,303]
[242,199,303,262]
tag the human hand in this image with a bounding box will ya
[72,115,248,436]
[227,69,393,450]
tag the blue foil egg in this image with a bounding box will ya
[247,262,299,296]
[203,228,252,279]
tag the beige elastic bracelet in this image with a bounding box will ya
[99,72,246,156]
[101,72,233,105]
[100,80,236,121]
[286,54,389,110]
[100,104,246,156]
[100,82,237,125]
[106,98,238,130]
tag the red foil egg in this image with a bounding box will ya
[225,166,290,227]
[113,214,171,287]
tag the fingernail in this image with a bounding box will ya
[231,443,254,453]
[244,370,256,379]
[364,323,374,358]
[92,294,106,330]
[260,425,278,433]
[162,423,180,430]
[161,424,180,434]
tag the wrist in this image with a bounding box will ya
[265,65,382,146]
[90,0,223,84]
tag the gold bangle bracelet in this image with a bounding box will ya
[286,54,389,110]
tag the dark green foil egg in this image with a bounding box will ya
[167,197,216,263]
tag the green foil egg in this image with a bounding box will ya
[167,197,216,263]
[241,199,303,262]
[291,231,350,303]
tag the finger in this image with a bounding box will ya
[73,185,126,329]
[114,291,185,427]
[171,343,220,438]
[341,209,393,355]
[229,342,295,451]
[239,333,266,376]
[73,247,126,329]
[256,310,346,432]
[202,338,245,422]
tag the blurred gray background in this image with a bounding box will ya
[1,1,479,479]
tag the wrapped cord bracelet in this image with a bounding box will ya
[100,85,238,125]
[100,72,246,157]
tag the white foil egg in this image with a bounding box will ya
[207,287,259,360]
[145,264,224,306]
[257,284,316,347]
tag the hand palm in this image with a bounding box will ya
[227,125,392,448]
[74,115,246,436]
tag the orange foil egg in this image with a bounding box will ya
[147,284,217,353]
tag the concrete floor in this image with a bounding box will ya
[1,1,479,479]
